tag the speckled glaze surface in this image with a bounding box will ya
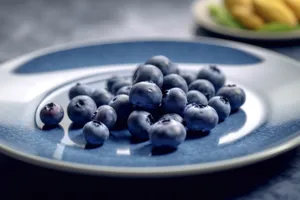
[1,38,300,177]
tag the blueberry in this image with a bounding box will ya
[149,119,186,149]
[179,71,196,86]
[217,84,246,111]
[83,121,109,146]
[111,80,131,95]
[129,81,162,111]
[184,103,195,112]
[68,83,93,100]
[90,89,113,107]
[208,96,231,122]
[159,113,183,123]
[109,94,133,128]
[40,102,64,126]
[106,76,122,92]
[161,88,187,115]
[189,79,215,100]
[133,64,163,87]
[67,95,97,125]
[184,104,218,132]
[116,85,132,95]
[93,105,117,130]
[162,74,188,93]
[186,90,208,105]
[127,110,154,140]
[197,65,226,92]
[145,55,179,76]
[132,64,144,82]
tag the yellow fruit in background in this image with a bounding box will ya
[253,0,298,27]
[224,0,253,12]
[231,6,264,29]
[283,0,300,20]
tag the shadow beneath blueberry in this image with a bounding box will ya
[42,124,62,131]
[69,123,84,130]
[134,143,177,156]
[111,124,128,131]
[85,143,102,150]
[151,147,177,156]
[230,108,242,115]
[185,130,210,140]
[130,137,148,144]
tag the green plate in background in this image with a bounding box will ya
[192,0,300,41]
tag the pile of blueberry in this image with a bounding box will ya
[40,55,246,150]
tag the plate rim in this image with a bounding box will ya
[192,0,300,41]
[1,37,300,177]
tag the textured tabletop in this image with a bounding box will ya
[1,0,300,199]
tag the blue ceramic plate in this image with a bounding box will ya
[1,38,300,177]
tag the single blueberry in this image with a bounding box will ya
[116,85,132,95]
[208,96,231,122]
[129,81,162,111]
[145,55,179,76]
[111,80,131,95]
[93,105,117,130]
[197,65,226,92]
[106,76,122,92]
[162,74,188,93]
[149,119,186,149]
[161,88,187,115]
[90,89,113,107]
[184,103,196,112]
[127,110,154,140]
[133,64,163,87]
[83,121,109,146]
[186,90,208,105]
[179,71,196,86]
[217,84,246,112]
[67,95,97,125]
[184,104,218,132]
[68,83,93,100]
[158,113,183,123]
[132,64,144,82]
[40,102,64,126]
[189,79,215,100]
[109,94,133,128]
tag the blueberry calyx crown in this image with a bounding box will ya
[220,96,229,104]
[226,84,237,87]
[189,103,207,109]
[91,111,98,120]
[146,114,154,124]
[209,65,220,73]
[44,102,55,111]
[75,99,85,108]
[112,96,118,102]
[159,118,171,124]
[92,121,102,127]
[162,90,169,98]
[193,104,207,109]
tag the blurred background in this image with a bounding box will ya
[1,0,299,63]
[0,0,194,62]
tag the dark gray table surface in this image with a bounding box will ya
[1,0,300,199]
